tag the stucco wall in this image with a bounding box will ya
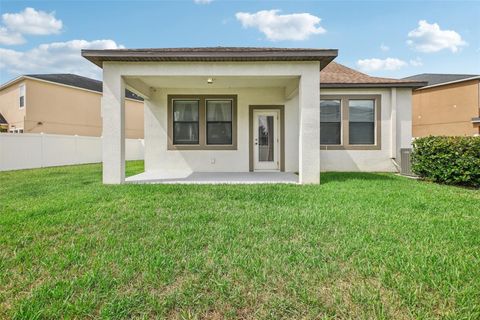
[144,86,413,173]
[412,80,480,137]
[24,80,144,138]
[320,88,412,172]
[0,79,26,130]
[145,87,299,173]
[0,78,144,138]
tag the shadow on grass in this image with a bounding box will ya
[320,172,399,184]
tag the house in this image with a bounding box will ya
[402,73,480,137]
[81,47,425,184]
[0,74,145,138]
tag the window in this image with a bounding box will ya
[206,100,232,145]
[172,100,199,144]
[168,95,237,150]
[320,95,380,150]
[19,84,25,108]
[349,100,375,145]
[320,99,341,145]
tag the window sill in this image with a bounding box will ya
[320,145,381,150]
[168,144,237,151]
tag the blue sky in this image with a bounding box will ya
[0,0,479,83]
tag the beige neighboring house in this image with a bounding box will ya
[0,74,144,138]
[403,73,480,137]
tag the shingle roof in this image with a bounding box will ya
[0,112,7,125]
[402,73,480,87]
[82,47,338,69]
[26,74,143,101]
[321,62,427,88]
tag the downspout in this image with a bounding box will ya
[390,88,399,172]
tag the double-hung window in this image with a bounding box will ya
[19,84,25,109]
[168,95,237,150]
[320,95,380,150]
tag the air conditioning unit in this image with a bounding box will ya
[400,148,416,176]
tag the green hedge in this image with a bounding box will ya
[411,136,480,188]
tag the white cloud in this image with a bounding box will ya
[407,20,467,53]
[380,44,390,52]
[357,58,408,72]
[194,0,213,4]
[409,57,423,67]
[0,7,63,45]
[0,39,124,79]
[0,27,24,45]
[2,7,63,35]
[235,9,326,41]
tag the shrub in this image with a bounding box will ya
[411,136,480,188]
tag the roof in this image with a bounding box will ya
[26,74,143,100]
[0,74,143,101]
[321,62,427,88]
[402,73,480,87]
[81,47,338,70]
[0,112,7,125]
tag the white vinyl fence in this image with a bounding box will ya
[0,133,144,172]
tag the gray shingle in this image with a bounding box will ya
[402,73,479,87]
[26,74,143,101]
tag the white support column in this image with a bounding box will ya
[390,88,397,159]
[102,70,125,184]
[298,66,320,184]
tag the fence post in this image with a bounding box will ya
[40,133,45,168]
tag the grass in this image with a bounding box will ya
[0,161,479,319]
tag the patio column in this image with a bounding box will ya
[298,68,320,184]
[102,71,125,184]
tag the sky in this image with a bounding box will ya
[0,0,479,83]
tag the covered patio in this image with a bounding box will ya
[81,48,338,185]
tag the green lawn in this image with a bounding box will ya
[1,162,479,319]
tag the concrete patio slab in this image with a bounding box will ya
[125,171,299,184]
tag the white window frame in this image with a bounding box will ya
[19,84,26,109]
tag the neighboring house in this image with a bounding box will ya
[82,47,425,184]
[0,74,144,138]
[402,73,480,137]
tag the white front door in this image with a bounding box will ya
[253,110,280,171]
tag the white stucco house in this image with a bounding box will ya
[81,47,425,185]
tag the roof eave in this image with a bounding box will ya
[414,76,480,90]
[0,76,27,91]
[321,82,427,89]
[81,49,339,70]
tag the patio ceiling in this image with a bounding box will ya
[125,75,299,89]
